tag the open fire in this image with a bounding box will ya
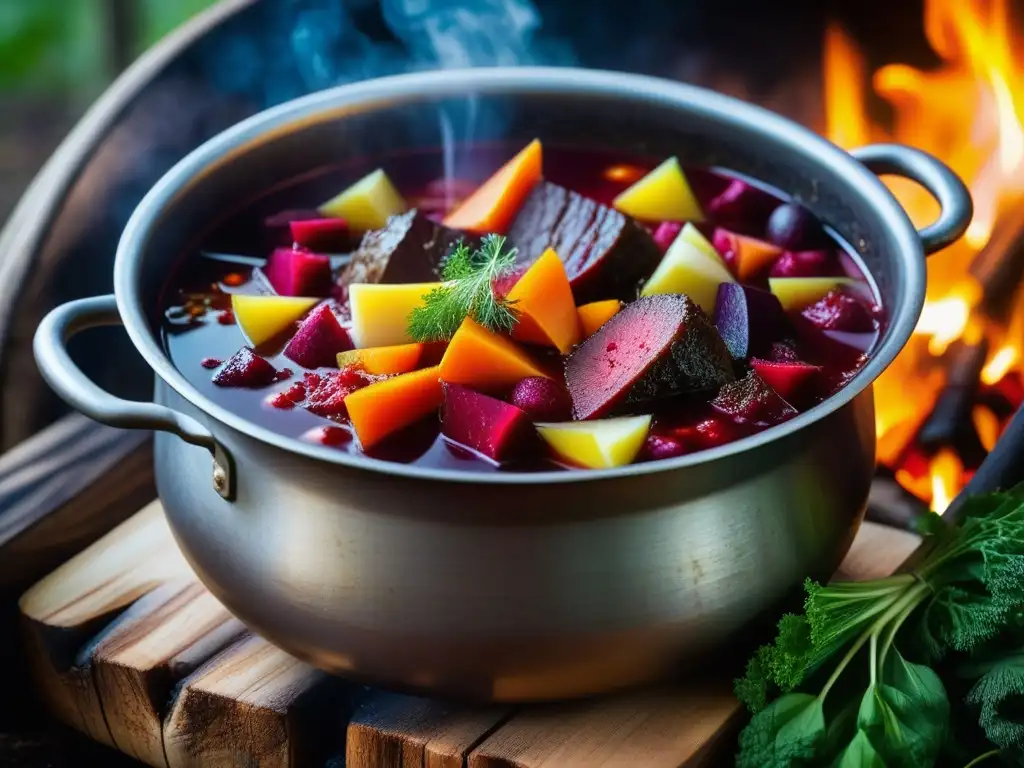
[823,0,1024,513]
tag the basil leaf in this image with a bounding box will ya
[834,730,890,768]
[856,649,948,767]
[736,692,827,768]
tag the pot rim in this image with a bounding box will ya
[115,66,922,485]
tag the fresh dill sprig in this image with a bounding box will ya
[407,234,519,343]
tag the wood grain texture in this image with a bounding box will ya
[0,415,154,591]
[346,693,511,768]
[468,685,740,768]
[90,580,247,765]
[164,634,346,768]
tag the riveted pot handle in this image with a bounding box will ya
[850,143,973,256]
[34,295,235,500]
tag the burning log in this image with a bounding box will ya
[867,468,928,531]
[969,215,1024,321]
[915,338,989,467]
[946,399,1024,521]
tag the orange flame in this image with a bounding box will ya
[823,1,1024,508]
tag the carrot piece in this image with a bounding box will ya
[577,299,623,338]
[337,342,444,375]
[344,366,443,448]
[507,248,581,354]
[439,318,550,392]
[443,140,542,234]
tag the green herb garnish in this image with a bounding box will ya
[407,234,519,342]
[735,486,1024,767]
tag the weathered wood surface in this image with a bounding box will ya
[20,505,921,767]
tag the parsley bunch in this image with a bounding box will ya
[407,234,519,342]
[735,486,1024,767]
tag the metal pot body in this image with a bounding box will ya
[34,68,971,701]
[155,378,874,699]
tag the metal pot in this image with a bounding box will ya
[33,68,971,702]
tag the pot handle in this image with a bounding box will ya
[34,294,235,500]
[850,144,973,256]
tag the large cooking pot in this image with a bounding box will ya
[33,67,971,701]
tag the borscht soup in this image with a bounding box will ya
[161,141,883,473]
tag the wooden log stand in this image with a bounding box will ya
[18,499,919,768]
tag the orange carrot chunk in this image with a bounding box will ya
[439,318,550,392]
[344,366,443,448]
[443,139,542,234]
[508,248,581,354]
[337,342,444,375]
[576,299,623,338]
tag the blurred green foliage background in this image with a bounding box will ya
[0,0,218,98]
[0,0,218,220]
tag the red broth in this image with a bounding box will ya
[161,144,882,473]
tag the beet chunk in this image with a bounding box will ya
[265,248,332,297]
[801,289,876,333]
[769,249,836,278]
[750,358,822,403]
[283,303,353,369]
[765,203,826,250]
[508,181,661,304]
[510,376,572,422]
[705,179,779,231]
[302,368,375,419]
[711,370,797,426]
[714,283,789,360]
[289,218,350,251]
[565,294,735,420]
[213,348,278,388]
[339,209,473,286]
[442,384,535,462]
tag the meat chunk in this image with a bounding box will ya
[508,182,662,304]
[338,210,473,286]
[565,294,735,420]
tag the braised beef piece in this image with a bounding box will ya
[508,181,662,304]
[338,210,474,286]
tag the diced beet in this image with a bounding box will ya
[217,310,235,325]
[509,376,572,422]
[442,384,535,462]
[769,249,836,278]
[705,179,779,230]
[750,359,822,403]
[283,303,353,369]
[290,218,350,251]
[268,380,307,409]
[801,289,876,333]
[200,357,222,369]
[213,347,278,388]
[711,370,798,426]
[302,425,354,447]
[339,209,473,286]
[303,368,375,419]
[565,294,735,420]
[713,283,789,360]
[508,181,662,303]
[765,203,826,250]
[640,434,689,462]
[265,248,332,297]
[652,221,683,253]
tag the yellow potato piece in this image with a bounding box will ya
[318,168,407,230]
[536,415,652,469]
[612,157,703,222]
[231,294,319,347]
[348,282,441,348]
[641,223,734,314]
[768,277,857,312]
